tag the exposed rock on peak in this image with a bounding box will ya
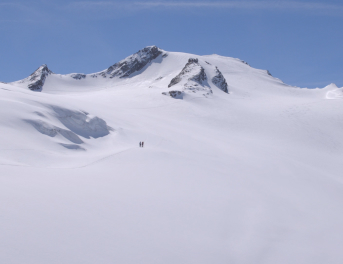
[36,64,52,73]
[102,45,164,78]
[241,60,250,66]
[167,58,211,98]
[168,58,206,88]
[27,64,53,91]
[188,58,199,64]
[212,67,229,93]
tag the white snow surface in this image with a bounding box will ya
[2,48,343,263]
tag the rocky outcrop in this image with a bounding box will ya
[241,60,250,66]
[26,65,53,91]
[168,58,207,88]
[70,73,86,80]
[162,90,183,99]
[167,58,212,97]
[101,46,163,78]
[212,67,228,93]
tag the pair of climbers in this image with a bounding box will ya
[139,141,145,148]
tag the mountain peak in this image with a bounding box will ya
[101,45,164,79]
[33,64,53,75]
[26,64,53,91]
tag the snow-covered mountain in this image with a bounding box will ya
[10,46,231,96]
[2,46,343,264]
[16,64,53,91]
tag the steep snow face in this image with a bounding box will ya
[17,64,53,91]
[98,45,164,78]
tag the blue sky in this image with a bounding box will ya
[0,0,342,87]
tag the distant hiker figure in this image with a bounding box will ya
[142,142,144,148]
[139,142,142,147]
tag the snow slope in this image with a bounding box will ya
[1,46,343,264]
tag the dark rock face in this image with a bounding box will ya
[70,73,86,80]
[188,58,198,63]
[168,58,207,88]
[189,66,207,84]
[168,75,182,88]
[212,67,229,93]
[104,46,163,78]
[162,90,183,99]
[27,65,53,91]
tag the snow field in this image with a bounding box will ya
[1,47,343,263]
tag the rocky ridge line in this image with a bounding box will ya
[99,46,164,78]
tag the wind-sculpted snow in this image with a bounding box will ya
[325,83,343,99]
[25,106,113,150]
[211,67,229,93]
[51,106,113,139]
[60,143,86,151]
[26,119,84,145]
[99,45,163,78]
[20,64,52,91]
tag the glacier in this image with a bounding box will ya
[1,46,343,264]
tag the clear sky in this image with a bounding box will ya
[0,0,342,87]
